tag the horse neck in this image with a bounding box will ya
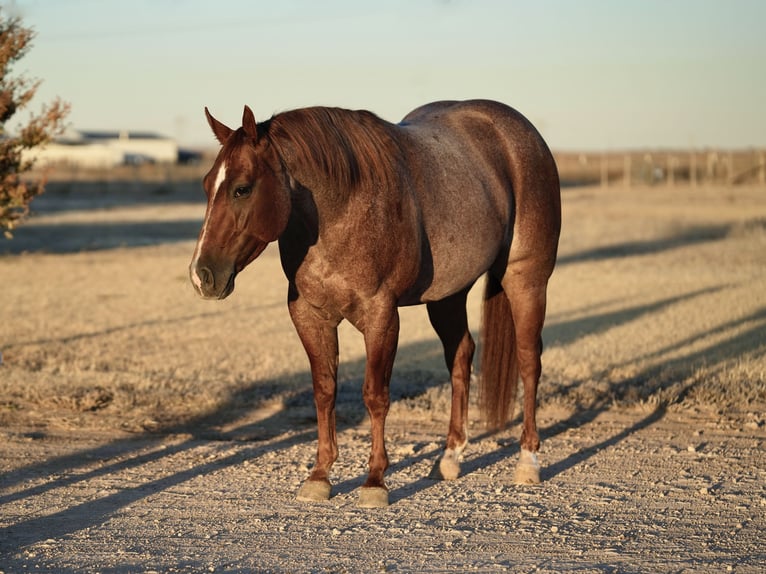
[269,143,358,234]
[266,107,401,212]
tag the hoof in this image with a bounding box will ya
[438,452,461,481]
[515,449,541,485]
[296,479,332,502]
[357,486,389,508]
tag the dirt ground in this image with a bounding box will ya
[1,180,765,573]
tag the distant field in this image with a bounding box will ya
[2,178,764,432]
[1,178,764,572]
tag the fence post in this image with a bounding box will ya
[601,153,608,188]
[725,152,734,185]
[667,155,675,187]
[707,152,718,184]
[690,151,697,187]
[623,154,631,187]
[643,153,653,185]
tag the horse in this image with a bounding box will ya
[190,100,561,507]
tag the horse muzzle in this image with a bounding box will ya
[190,263,236,300]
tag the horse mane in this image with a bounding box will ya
[263,107,403,195]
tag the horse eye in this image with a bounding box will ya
[233,185,252,198]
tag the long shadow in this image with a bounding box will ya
[2,308,242,352]
[609,307,766,405]
[1,219,203,254]
[1,179,206,255]
[2,281,763,555]
[0,428,315,555]
[557,223,731,266]
[617,305,766,371]
[543,286,723,348]
[538,305,766,482]
[0,336,448,554]
[28,180,205,215]
[541,406,667,481]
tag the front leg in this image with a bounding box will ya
[289,294,341,502]
[357,298,400,508]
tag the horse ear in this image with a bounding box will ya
[242,105,258,140]
[205,107,233,145]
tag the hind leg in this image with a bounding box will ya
[427,288,475,480]
[501,274,548,484]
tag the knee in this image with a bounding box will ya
[313,385,336,410]
[362,387,390,415]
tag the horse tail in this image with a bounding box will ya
[479,273,519,430]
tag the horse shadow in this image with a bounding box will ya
[3,223,764,554]
[0,336,450,554]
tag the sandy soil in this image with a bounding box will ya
[1,181,765,572]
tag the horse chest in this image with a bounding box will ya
[292,253,368,321]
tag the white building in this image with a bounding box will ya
[23,128,179,169]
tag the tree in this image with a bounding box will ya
[0,9,69,238]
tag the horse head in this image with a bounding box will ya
[189,106,291,299]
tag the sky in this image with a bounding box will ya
[5,0,766,151]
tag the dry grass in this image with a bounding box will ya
[1,181,765,436]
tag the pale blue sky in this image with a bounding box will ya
[7,0,766,150]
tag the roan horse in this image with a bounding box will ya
[190,100,561,507]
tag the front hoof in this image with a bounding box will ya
[296,479,332,502]
[357,486,389,508]
[514,449,541,485]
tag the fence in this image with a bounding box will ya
[29,149,766,189]
[555,149,766,188]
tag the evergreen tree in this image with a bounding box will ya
[0,9,69,237]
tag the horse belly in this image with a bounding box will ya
[399,212,505,306]
[423,246,498,302]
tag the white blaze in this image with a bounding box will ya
[191,162,227,290]
[212,161,227,197]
